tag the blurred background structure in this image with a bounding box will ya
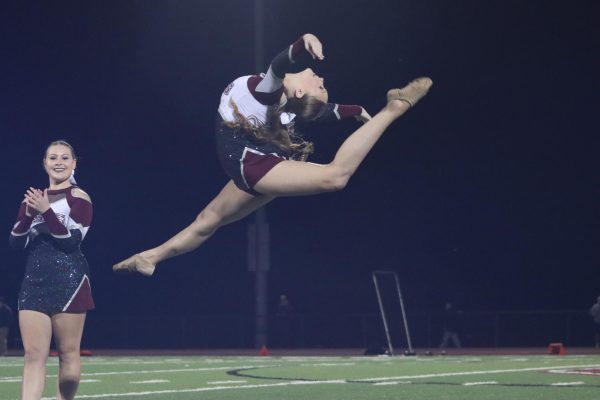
[1,0,598,351]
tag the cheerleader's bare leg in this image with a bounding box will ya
[19,310,52,400]
[113,180,274,275]
[52,312,86,400]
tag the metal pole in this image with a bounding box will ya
[252,0,269,349]
[372,272,395,356]
[393,273,414,354]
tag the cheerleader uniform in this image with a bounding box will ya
[216,36,363,195]
[9,186,95,315]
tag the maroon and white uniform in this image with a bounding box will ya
[9,186,95,315]
[216,37,363,195]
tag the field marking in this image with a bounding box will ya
[300,362,356,367]
[463,381,498,386]
[549,368,600,376]
[551,381,585,386]
[354,363,600,382]
[130,379,170,384]
[0,365,266,381]
[39,380,347,399]
[25,362,599,399]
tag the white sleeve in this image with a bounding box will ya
[255,67,283,94]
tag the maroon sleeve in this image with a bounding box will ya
[312,104,363,123]
[248,75,284,106]
[70,197,93,228]
[11,202,33,234]
[289,37,307,63]
[253,36,314,105]
[336,105,363,119]
[271,36,312,79]
[42,208,70,237]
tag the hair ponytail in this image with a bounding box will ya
[224,96,325,161]
[69,170,77,185]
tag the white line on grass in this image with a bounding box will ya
[549,368,600,376]
[551,381,585,386]
[0,365,265,381]
[39,380,347,399]
[463,381,498,386]
[354,363,600,382]
[300,363,356,367]
[30,363,600,399]
[130,380,170,384]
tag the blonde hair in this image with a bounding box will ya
[45,140,77,160]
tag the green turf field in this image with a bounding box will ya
[1,354,600,399]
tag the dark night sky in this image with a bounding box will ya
[1,0,598,323]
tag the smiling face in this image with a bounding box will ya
[44,143,77,186]
[287,68,329,103]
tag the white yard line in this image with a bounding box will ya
[39,380,347,399]
[24,362,599,399]
[354,363,600,382]
[300,362,356,367]
[548,368,600,376]
[0,365,265,381]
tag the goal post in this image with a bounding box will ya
[372,270,415,356]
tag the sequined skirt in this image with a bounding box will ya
[19,239,95,315]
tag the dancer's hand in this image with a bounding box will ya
[24,188,50,214]
[302,33,324,60]
[23,193,38,217]
[355,107,372,123]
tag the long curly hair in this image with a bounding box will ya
[223,96,325,161]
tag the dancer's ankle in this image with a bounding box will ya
[385,98,411,117]
[139,250,159,266]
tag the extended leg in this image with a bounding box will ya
[254,78,432,196]
[113,180,274,275]
[19,310,52,400]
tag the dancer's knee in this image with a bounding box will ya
[58,349,80,366]
[23,346,48,365]
[193,208,221,235]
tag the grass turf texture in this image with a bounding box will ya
[1,354,599,399]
